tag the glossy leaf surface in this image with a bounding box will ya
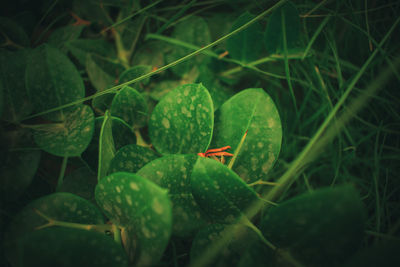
[33,105,94,157]
[212,88,282,183]
[137,154,208,236]
[149,83,213,154]
[191,157,259,223]
[95,172,172,266]
[109,144,159,174]
[110,86,148,129]
[26,44,85,120]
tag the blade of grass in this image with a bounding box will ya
[155,0,197,34]
[100,0,164,34]
[281,7,298,114]
[263,16,400,203]
[21,0,288,121]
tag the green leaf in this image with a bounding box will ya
[137,154,208,237]
[86,53,125,91]
[118,65,152,87]
[109,144,159,174]
[98,110,116,180]
[59,167,97,202]
[211,88,282,183]
[0,16,30,47]
[264,1,301,54]
[17,228,128,267]
[191,157,259,223]
[149,83,213,154]
[0,150,41,202]
[165,16,211,77]
[48,25,84,52]
[0,49,32,122]
[3,192,104,266]
[26,44,85,120]
[66,39,116,66]
[110,86,148,129]
[190,223,260,266]
[33,105,95,157]
[226,12,263,63]
[132,41,165,69]
[149,80,180,101]
[82,115,136,172]
[196,65,234,110]
[95,172,172,266]
[260,186,366,266]
[92,92,116,114]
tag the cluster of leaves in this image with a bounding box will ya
[1,0,399,266]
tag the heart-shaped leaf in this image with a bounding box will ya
[264,1,301,55]
[191,157,259,223]
[211,88,282,183]
[260,185,366,266]
[3,192,104,266]
[95,172,172,266]
[137,154,208,237]
[17,227,128,267]
[109,144,159,174]
[110,86,148,129]
[25,44,85,120]
[149,83,213,154]
[33,105,95,157]
[190,223,260,266]
[226,12,263,63]
[0,49,32,122]
[98,110,115,180]
[165,16,211,77]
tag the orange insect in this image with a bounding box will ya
[198,146,234,164]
